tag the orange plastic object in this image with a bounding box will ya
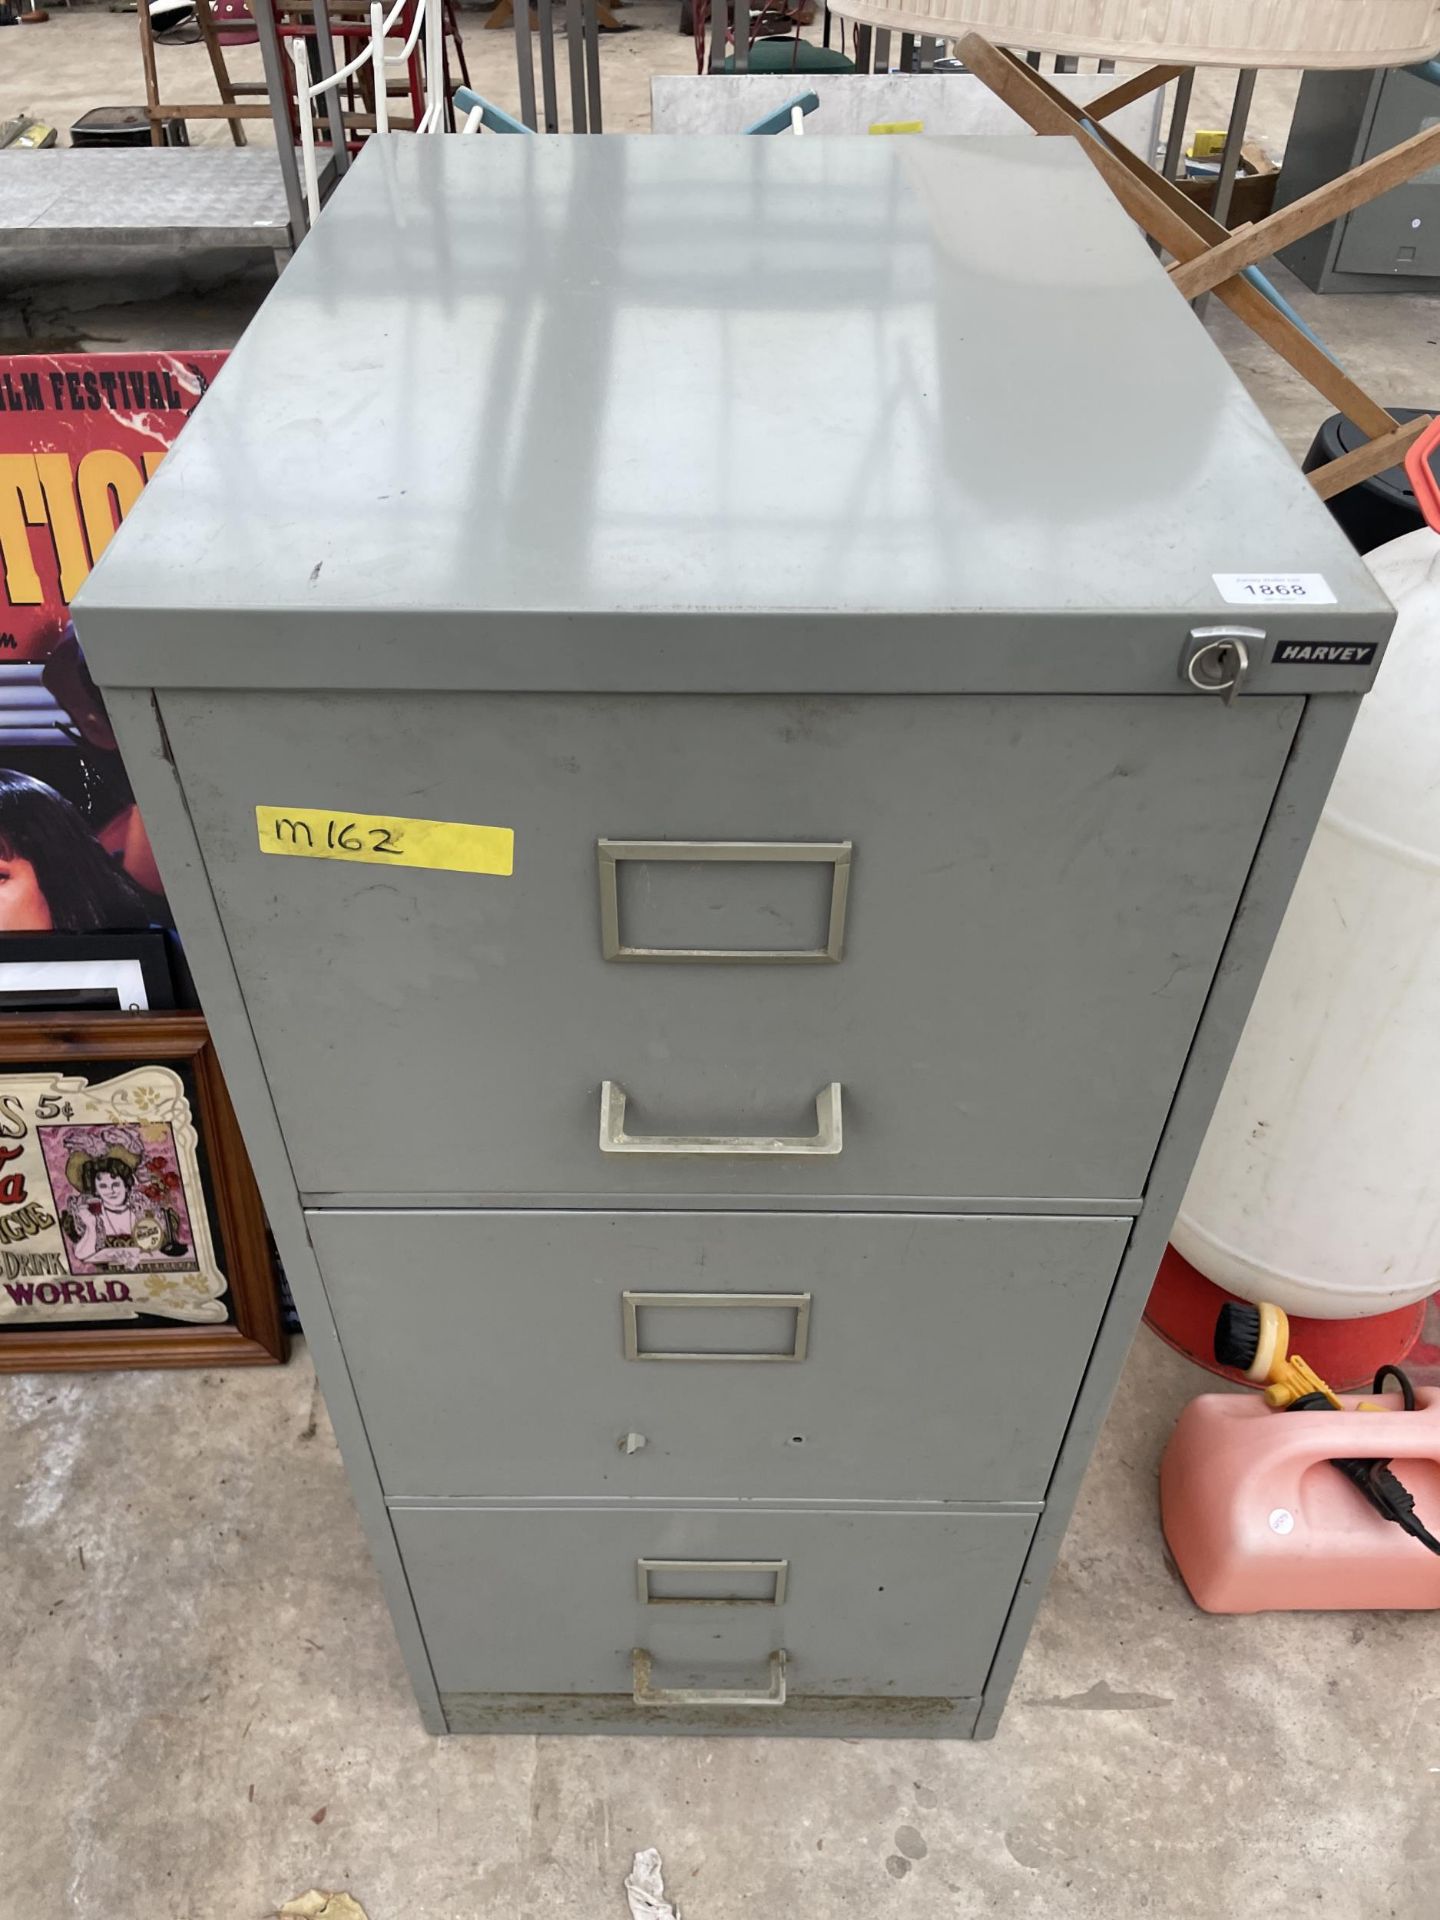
[1145,1244,1425,1390]
[1403,414,1440,533]
[1161,1388,1440,1613]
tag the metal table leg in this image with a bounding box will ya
[309,0,352,175]
[582,0,602,127]
[1211,67,1257,229]
[707,0,727,73]
[513,0,539,128]
[251,0,308,240]
[1194,66,1257,317]
[1162,66,1195,179]
[535,0,558,130]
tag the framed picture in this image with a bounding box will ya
[0,932,174,1013]
[0,1013,285,1370]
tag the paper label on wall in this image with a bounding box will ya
[1212,572,1336,606]
[256,806,513,875]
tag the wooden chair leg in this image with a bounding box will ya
[196,0,248,147]
[137,0,167,147]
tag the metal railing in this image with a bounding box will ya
[289,0,445,222]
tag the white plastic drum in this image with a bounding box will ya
[1172,528,1440,1319]
[829,0,1440,69]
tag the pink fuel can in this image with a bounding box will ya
[1161,1388,1440,1613]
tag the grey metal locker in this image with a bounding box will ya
[74,134,1392,1739]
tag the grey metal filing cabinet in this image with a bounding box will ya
[74,135,1391,1738]
[1277,66,1440,293]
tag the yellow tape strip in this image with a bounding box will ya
[256,805,513,876]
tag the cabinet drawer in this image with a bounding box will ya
[168,688,1298,1203]
[314,1208,1128,1502]
[392,1502,1036,1705]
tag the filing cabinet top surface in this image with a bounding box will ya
[76,135,1390,693]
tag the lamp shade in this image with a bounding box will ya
[829,1,1440,68]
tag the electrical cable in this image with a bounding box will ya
[1373,1363,1417,1411]
[1289,1368,1440,1558]
[1346,1459,1440,1557]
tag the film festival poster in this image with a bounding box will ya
[0,351,226,941]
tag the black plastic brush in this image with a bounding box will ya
[1213,1301,1262,1373]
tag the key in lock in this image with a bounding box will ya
[1181,627,1262,704]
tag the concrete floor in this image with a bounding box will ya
[7,15,1440,1920]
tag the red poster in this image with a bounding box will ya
[0,352,227,933]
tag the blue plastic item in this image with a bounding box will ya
[454,87,533,135]
[742,89,820,135]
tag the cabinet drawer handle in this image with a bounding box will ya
[598,839,851,964]
[637,1558,789,1606]
[599,1081,842,1157]
[632,1648,788,1709]
[623,1290,811,1363]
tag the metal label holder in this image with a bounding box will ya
[597,839,852,964]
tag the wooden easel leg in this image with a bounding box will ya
[1171,115,1440,299]
[1310,421,1431,498]
[1217,278,1407,443]
[1003,85,1409,440]
[1084,63,1184,122]
[954,33,1411,496]
[955,37,1223,251]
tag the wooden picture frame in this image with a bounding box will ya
[0,1013,285,1371]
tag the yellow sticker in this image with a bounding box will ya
[256,805,513,876]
